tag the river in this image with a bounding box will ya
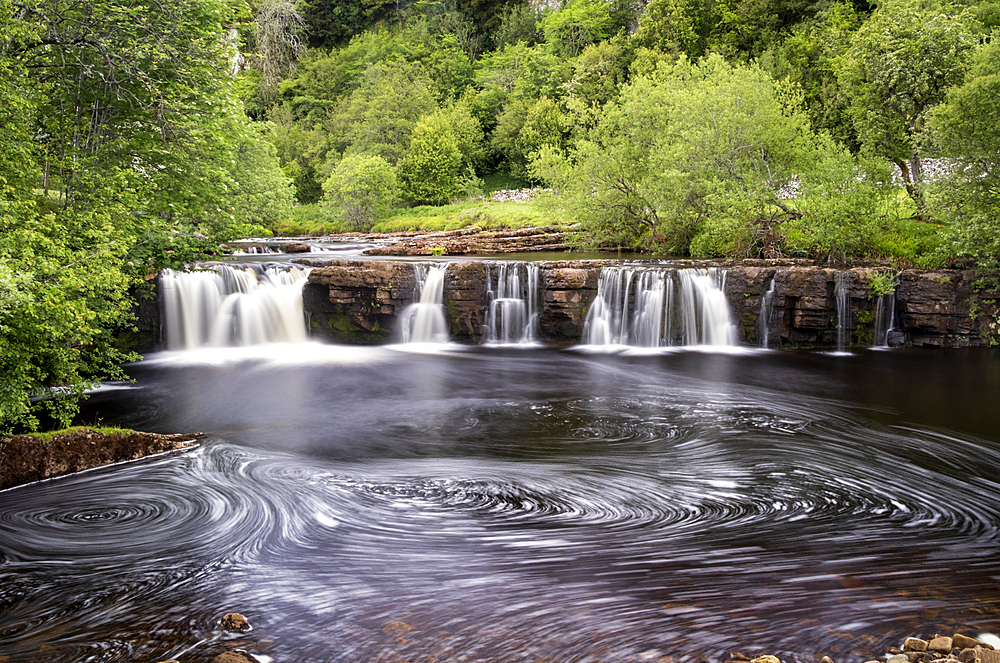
[1,259,999,663]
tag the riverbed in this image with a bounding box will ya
[2,343,999,662]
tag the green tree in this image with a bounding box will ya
[927,39,1000,269]
[540,0,615,57]
[327,60,438,164]
[398,113,464,204]
[533,54,819,255]
[322,153,398,229]
[837,0,977,217]
[0,0,276,430]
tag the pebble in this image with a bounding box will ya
[930,637,955,653]
[907,639,930,652]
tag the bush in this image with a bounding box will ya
[322,153,398,231]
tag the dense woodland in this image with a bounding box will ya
[1,0,999,429]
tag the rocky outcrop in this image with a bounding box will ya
[301,259,487,343]
[300,258,998,348]
[361,226,570,256]
[0,428,203,490]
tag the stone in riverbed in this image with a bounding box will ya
[211,652,257,663]
[929,637,955,653]
[750,656,781,663]
[221,613,251,632]
[906,639,930,652]
[954,635,987,650]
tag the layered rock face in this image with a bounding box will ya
[301,258,997,348]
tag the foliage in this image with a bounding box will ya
[866,270,901,298]
[398,113,464,204]
[322,153,399,230]
[540,0,615,58]
[926,39,1000,269]
[837,0,978,215]
[533,55,820,255]
[784,146,904,262]
[326,61,439,165]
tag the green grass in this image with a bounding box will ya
[19,425,133,441]
[272,196,575,236]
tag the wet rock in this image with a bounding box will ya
[888,654,910,663]
[281,242,312,253]
[212,652,257,663]
[958,648,982,663]
[907,639,930,652]
[929,637,955,653]
[955,636,987,650]
[819,656,835,663]
[221,613,251,633]
[750,656,781,663]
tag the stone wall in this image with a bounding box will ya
[301,258,998,348]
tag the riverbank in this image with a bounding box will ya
[0,427,203,490]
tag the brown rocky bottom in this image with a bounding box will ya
[0,427,203,491]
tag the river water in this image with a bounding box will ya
[3,341,1000,663]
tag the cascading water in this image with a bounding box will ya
[758,276,777,348]
[582,266,736,347]
[834,271,852,353]
[397,264,449,344]
[873,275,899,348]
[160,264,309,350]
[484,262,540,345]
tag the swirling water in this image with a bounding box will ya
[2,346,1000,663]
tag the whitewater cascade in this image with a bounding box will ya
[160,264,310,350]
[397,264,449,344]
[484,262,540,344]
[758,276,777,348]
[873,278,899,348]
[582,266,737,347]
[834,271,852,353]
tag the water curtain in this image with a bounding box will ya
[484,262,540,344]
[758,276,777,348]
[873,276,899,347]
[834,271,852,353]
[582,266,737,347]
[397,264,449,343]
[160,264,310,350]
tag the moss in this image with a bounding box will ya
[26,425,133,442]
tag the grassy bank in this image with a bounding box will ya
[273,196,574,237]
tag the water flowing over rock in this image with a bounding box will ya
[160,264,309,349]
[297,259,997,348]
[484,262,540,344]
[581,266,737,347]
[397,265,449,344]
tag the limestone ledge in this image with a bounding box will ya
[297,258,999,348]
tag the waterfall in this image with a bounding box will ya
[873,284,899,348]
[397,265,449,344]
[484,262,540,345]
[758,276,777,349]
[160,264,309,350]
[582,266,735,347]
[834,271,852,353]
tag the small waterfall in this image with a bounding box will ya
[834,271,852,353]
[873,276,899,347]
[397,265,449,344]
[758,276,777,348]
[160,264,309,350]
[582,266,735,347]
[484,262,540,344]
